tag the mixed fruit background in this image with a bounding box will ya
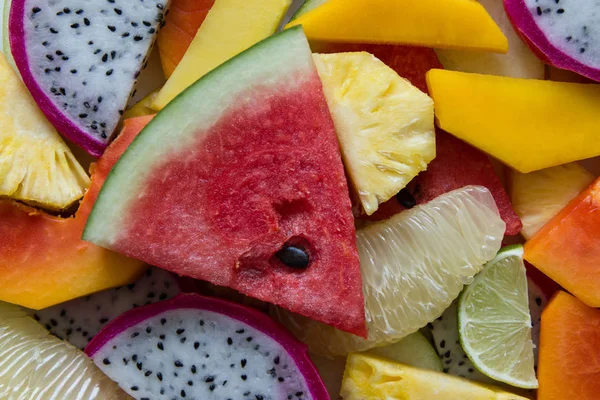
[0,0,599,399]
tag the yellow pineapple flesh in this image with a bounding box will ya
[341,353,530,400]
[0,53,89,211]
[508,163,595,239]
[313,52,435,215]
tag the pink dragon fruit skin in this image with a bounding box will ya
[503,0,600,82]
[86,293,329,400]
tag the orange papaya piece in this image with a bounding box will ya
[0,116,153,309]
[156,0,216,78]
[538,291,600,400]
[524,177,600,307]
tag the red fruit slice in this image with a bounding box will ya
[525,177,600,307]
[84,29,366,337]
[156,0,216,78]
[0,116,152,309]
[538,291,600,400]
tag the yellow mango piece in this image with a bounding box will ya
[286,0,507,53]
[341,353,530,400]
[152,0,291,110]
[427,69,600,173]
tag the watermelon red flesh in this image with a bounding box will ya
[85,28,367,338]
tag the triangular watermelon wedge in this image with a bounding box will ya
[84,27,367,337]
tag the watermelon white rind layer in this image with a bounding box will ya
[84,26,314,246]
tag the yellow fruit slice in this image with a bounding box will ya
[314,52,435,215]
[123,90,159,120]
[152,0,292,110]
[0,302,128,399]
[286,0,507,53]
[341,353,530,400]
[0,53,89,210]
[509,163,595,239]
[427,69,600,173]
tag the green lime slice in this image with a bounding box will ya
[458,245,538,389]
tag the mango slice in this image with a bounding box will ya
[152,0,292,110]
[286,0,507,53]
[427,69,600,173]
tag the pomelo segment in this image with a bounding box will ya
[85,28,366,337]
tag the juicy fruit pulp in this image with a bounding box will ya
[525,177,600,307]
[0,52,89,210]
[152,0,292,110]
[156,0,216,78]
[86,294,328,400]
[9,0,168,156]
[85,28,366,337]
[314,52,435,216]
[0,117,149,309]
[286,0,508,53]
[274,186,505,355]
[0,301,128,399]
[509,163,595,239]
[504,0,600,82]
[340,353,530,400]
[427,69,600,173]
[538,291,600,400]
[458,246,538,389]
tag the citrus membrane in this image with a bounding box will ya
[458,245,538,389]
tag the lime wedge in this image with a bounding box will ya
[458,245,538,389]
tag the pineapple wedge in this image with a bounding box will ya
[508,163,594,239]
[314,52,435,215]
[341,353,530,400]
[0,53,89,210]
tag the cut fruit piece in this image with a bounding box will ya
[286,0,508,53]
[152,0,292,110]
[313,52,435,215]
[1,0,12,67]
[538,291,600,400]
[341,353,530,400]
[156,0,216,78]
[0,52,89,210]
[367,332,443,372]
[427,69,600,173]
[0,116,150,309]
[0,301,128,399]
[85,28,366,337]
[86,293,328,400]
[504,0,600,82]
[290,0,327,20]
[458,246,538,389]
[9,0,168,156]
[509,163,595,239]
[435,0,544,79]
[524,177,600,307]
[123,90,159,120]
[272,186,505,355]
[369,130,523,236]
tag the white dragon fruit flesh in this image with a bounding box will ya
[504,0,600,82]
[32,267,180,350]
[85,293,329,400]
[8,0,169,156]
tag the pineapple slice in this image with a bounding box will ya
[508,163,594,239]
[314,52,435,215]
[0,53,89,210]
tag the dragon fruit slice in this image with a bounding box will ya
[8,0,169,156]
[32,267,180,350]
[86,293,328,400]
[504,0,600,82]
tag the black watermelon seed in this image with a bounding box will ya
[276,246,310,269]
[396,188,416,208]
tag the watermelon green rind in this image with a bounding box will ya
[84,26,313,245]
[290,0,328,21]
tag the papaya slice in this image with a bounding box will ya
[525,178,600,307]
[0,116,152,309]
[538,291,600,400]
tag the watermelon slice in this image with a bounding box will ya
[84,28,367,337]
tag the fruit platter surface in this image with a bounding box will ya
[0,0,599,399]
